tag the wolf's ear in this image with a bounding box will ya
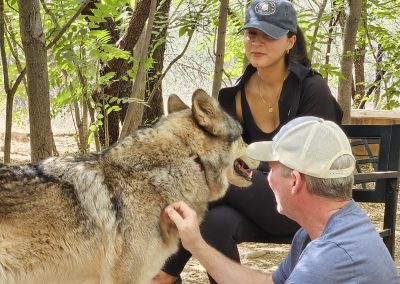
[167,94,189,113]
[192,89,221,135]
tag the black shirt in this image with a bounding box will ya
[218,61,343,144]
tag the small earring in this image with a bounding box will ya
[286,49,290,54]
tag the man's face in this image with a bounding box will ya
[267,161,294,216]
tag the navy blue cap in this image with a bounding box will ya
[240,0,297,39]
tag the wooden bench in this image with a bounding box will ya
[252,124,400,259]
[342,124,400,258]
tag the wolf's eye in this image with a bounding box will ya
[227,133,238,142]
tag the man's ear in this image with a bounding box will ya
[291,170,303,194]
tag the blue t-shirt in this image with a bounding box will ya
[272,200,399,283]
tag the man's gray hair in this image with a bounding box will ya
[280,154,354,199]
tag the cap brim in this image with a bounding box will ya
[239,21,289,39]
[247,141,278,162]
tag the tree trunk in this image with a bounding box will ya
[76,56,90,153]
[3,95,13,164]
[337,0,362,124]
[325,1,343,81]
[120,0,158,137]
[212,0,229,99]
[143,0,172,124]
[85,0,151,146]
[86,100,101,152]
[83,2,125,147]
[97,17,126,147]
[353,2,367,109]
[18,0,53,162]
[0,0,11,163]
[373,44,384,108]
[360,44,385,109]
[4,13,28,90]
[1,15,26,163]
[354,37,366,108]
[73,100,86,153]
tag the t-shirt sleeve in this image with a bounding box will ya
[296,75,343,124]
[272,229,309,284]
[272,259,290,284]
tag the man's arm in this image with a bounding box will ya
[165,201,274,284]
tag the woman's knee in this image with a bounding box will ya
[200,206,243,243]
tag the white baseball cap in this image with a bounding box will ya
[247,116,355,179]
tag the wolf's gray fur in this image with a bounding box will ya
[0,89,255,284]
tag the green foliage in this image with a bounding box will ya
[2,0,400,153]
[175,0,218,37]
[86,0,131,29]
[315,64,344,80]
[354,0,400,109]
[189,0,245,83]
[0,1,28,126]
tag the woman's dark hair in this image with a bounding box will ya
[286,25,311,68]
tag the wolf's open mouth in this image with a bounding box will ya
[234,159,253,181]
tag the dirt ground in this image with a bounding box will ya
[1,131,399,283]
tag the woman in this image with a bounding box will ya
[153,0,343,283]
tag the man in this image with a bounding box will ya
[164,116,399,283]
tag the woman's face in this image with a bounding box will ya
[243,28,296,69]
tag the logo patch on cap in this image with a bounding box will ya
[254,0,276,16]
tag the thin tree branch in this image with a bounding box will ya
[5,0,18,13]
[40,0,60,29]
[8,0,92,102]
[147,2,208,105]
[46,0,92,50]
[309,0,329,61]
[146,29,194,105]
[0,0,10,94]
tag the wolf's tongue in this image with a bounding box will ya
[234,159,253,181]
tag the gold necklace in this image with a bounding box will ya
[258,71,289,113]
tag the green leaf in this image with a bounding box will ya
[89,124,98,132]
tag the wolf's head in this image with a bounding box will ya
[167,89,258,201]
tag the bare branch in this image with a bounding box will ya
[46,0,92,50]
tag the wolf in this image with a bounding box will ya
[0,89,256,284]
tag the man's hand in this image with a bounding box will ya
[164,201,273,284]
[164,201,205,252]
